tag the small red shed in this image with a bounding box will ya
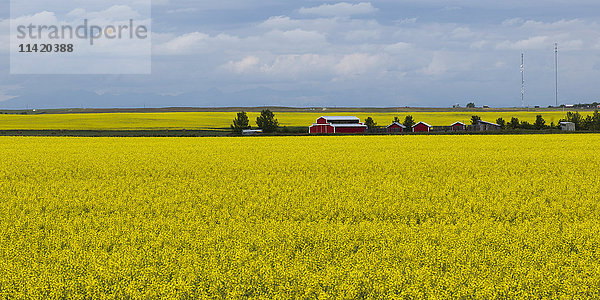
[451,121,466,131]
[412,122,432,132]
[386,122,406,133]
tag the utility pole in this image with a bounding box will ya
[555,43,558,107]
[521,53,525,108]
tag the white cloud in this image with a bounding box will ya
[344,29,381,41]
[395,18,418,25]
[155,29,326,55]
[259,16,339,33]
[502,18,524,27]
[384,42,412,53]
[262,29,327,46]
[422,52,472,76]
[451,27,475,39]
[334,53,383,76]
[11,11,59,25]
[494,19,600,51]
[520,19,585,31]
[497,36,550,50]
[66,8,86,18]
[260,54,337,78]
[561,39,584,50]
[299,2,377,17]
[223,56,260,74]
[470,40,488,49]
[66,5,142,21]
[219,53,384,80]
[154,32,242,55]
[260,16,294,28]
[155,32,209,54]
[422,52,449,76]
[166,8,197,14]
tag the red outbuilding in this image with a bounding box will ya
[309,116,367,134]
[387,122,407,133]
[451,121,467,131]
[412,121,432,132]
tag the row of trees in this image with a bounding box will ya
[370,110,600,131]
[487,116,548,130]
[233,110,600,134]
[570,102,600,109]
[479,110,600,131]
[231,110,279,133]
[559,111,600,131]
[365,115,418,130]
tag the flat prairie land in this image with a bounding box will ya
[0,110,589,130]
[1,135,599,298]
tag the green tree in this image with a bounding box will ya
[256,109,279,133]
[520,121,533,130]
[471,115,481,125]
[393,116,400,123]
[231,111,251,133]
[365,117,377,129]
[534,115,546,130]
[496,118,506,129]
[565,112,583,130]
[592,110,600,131]
[403,115,416,129]
[582,115,593,131]
[509,117,520,129]
[466,102,476,108]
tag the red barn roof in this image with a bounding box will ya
[320,116,361,122]
[387,122,407,129]
[412,121,432,128]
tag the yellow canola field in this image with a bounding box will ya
[1,135,600,298]
[0,111,588,130]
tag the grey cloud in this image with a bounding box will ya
[4,0,600,108]
[299,2,378,17]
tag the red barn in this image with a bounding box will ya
[450,121,466,131]
[309,116,367,134]
[386,122,406,133]
[412,122,432,132]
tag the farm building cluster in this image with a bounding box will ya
[308,116,368,134]
[308,116,506,134]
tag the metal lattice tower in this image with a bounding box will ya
[521,53,525,107]
[555,43,558,107]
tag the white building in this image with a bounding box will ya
[559,122,575,131]
[242,129,263,135]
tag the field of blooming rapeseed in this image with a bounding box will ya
[0,111,589,131]
[1,135,600,298]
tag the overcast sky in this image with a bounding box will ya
[1,0,600,108]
